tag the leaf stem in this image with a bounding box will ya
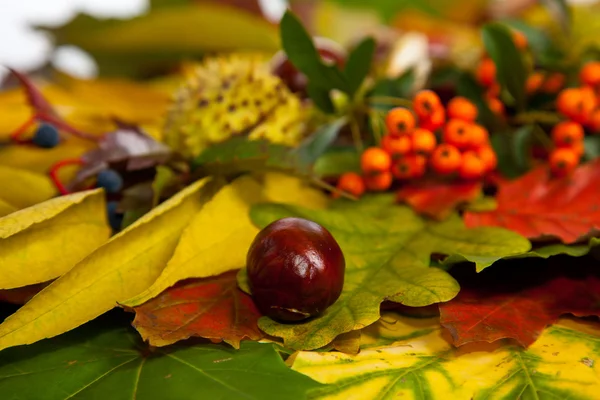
[311,177,358,200]
[367,96,413,109]
[511,111,562,125]
[349,116,364,153]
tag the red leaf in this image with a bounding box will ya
[9,68,57,117]
[9,69,97,142]
[132,270,263,348]
[439,274,600,347]
[396,181,482,220]
[464,160,600,243]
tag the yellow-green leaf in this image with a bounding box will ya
[292,313,600,399]
[45,4,279,77]
[0,165,56,209]
[0,189,109,290]
[0,178,221,351]
[123,173,327,307]
[247,194,530,350]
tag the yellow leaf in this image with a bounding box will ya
[0,189,110,290]
[292,313,600,399]
[0,141,93,178]
[0,199,17,218]
[0,165,56,209]
[0,178,221,351]
[124,173,328,307]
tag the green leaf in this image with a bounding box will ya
[280,11,348,92]
[0,312,321,400]
[343,37,376,97]
[295,118,347,166]
[368,70,415,112]
[42,4,279,77]
[245,194,530,350]
[192,137,301,176]
[192,120,346,178]
[306,82,335,114]
[491,125,534,179]
[313,147,361,178]
[482,23,528,111]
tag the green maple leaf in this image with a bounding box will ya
[246,195,531,350]
[0,313,321,400]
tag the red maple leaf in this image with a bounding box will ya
[439,273,600,347]
[396,181,482,220]
[132,270,263,348]
[464,160,600,244]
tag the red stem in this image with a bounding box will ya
[48,158,84,195]
[9,116,36,143]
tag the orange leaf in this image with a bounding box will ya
[131,270,263,348]
[396,181,482,220]
[464,160,600,243]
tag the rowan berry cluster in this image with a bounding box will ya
[545,61,600,176]
[335,91,498,198]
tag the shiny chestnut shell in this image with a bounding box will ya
[246,217,345,322]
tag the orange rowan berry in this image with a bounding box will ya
[476,58,496,87]
[411,128,437,154]
[413,90,442,119]
[526,72,544,94]
[541,73,565,93]
[486,97,505,116]
[549,148,579,177]
[419,106,446,132]
[587,108,600,133]
[361,147,392,174]
[459,151,486,180]
[556,87,595,123]
[570,141,585,157]
[364,171,393,191]
[381,134,412,159]
[334,172,365,198]
[443,119,472,150]
[580,61,600,88]
[476,145,498,172]
[392,155,428,180]
[447,96,478,122]
[511,30,528,50]
[468,123,490,149]
[385,107,416,137]
[551,121,584,147]
[486,82,501,98]
[430,144,462,175]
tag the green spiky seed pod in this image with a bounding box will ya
[163,54,307,159]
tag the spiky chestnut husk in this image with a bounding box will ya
[163,54,307,159]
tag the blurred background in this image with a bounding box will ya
[3,0,600,84]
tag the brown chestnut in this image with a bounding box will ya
[246,217,345,322]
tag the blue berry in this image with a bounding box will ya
[106,201,123,232]
[96,169,123,193]
[32,123,60,148]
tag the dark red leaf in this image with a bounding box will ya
[131,270,263,348]
[9,69,97,141]
[396,181,482,220]
[439,273,600,347]
[464,160,600,243]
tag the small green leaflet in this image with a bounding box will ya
[0,312,321,400]
[344,37,376,97]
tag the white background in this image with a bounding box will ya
[0,0,286,80]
